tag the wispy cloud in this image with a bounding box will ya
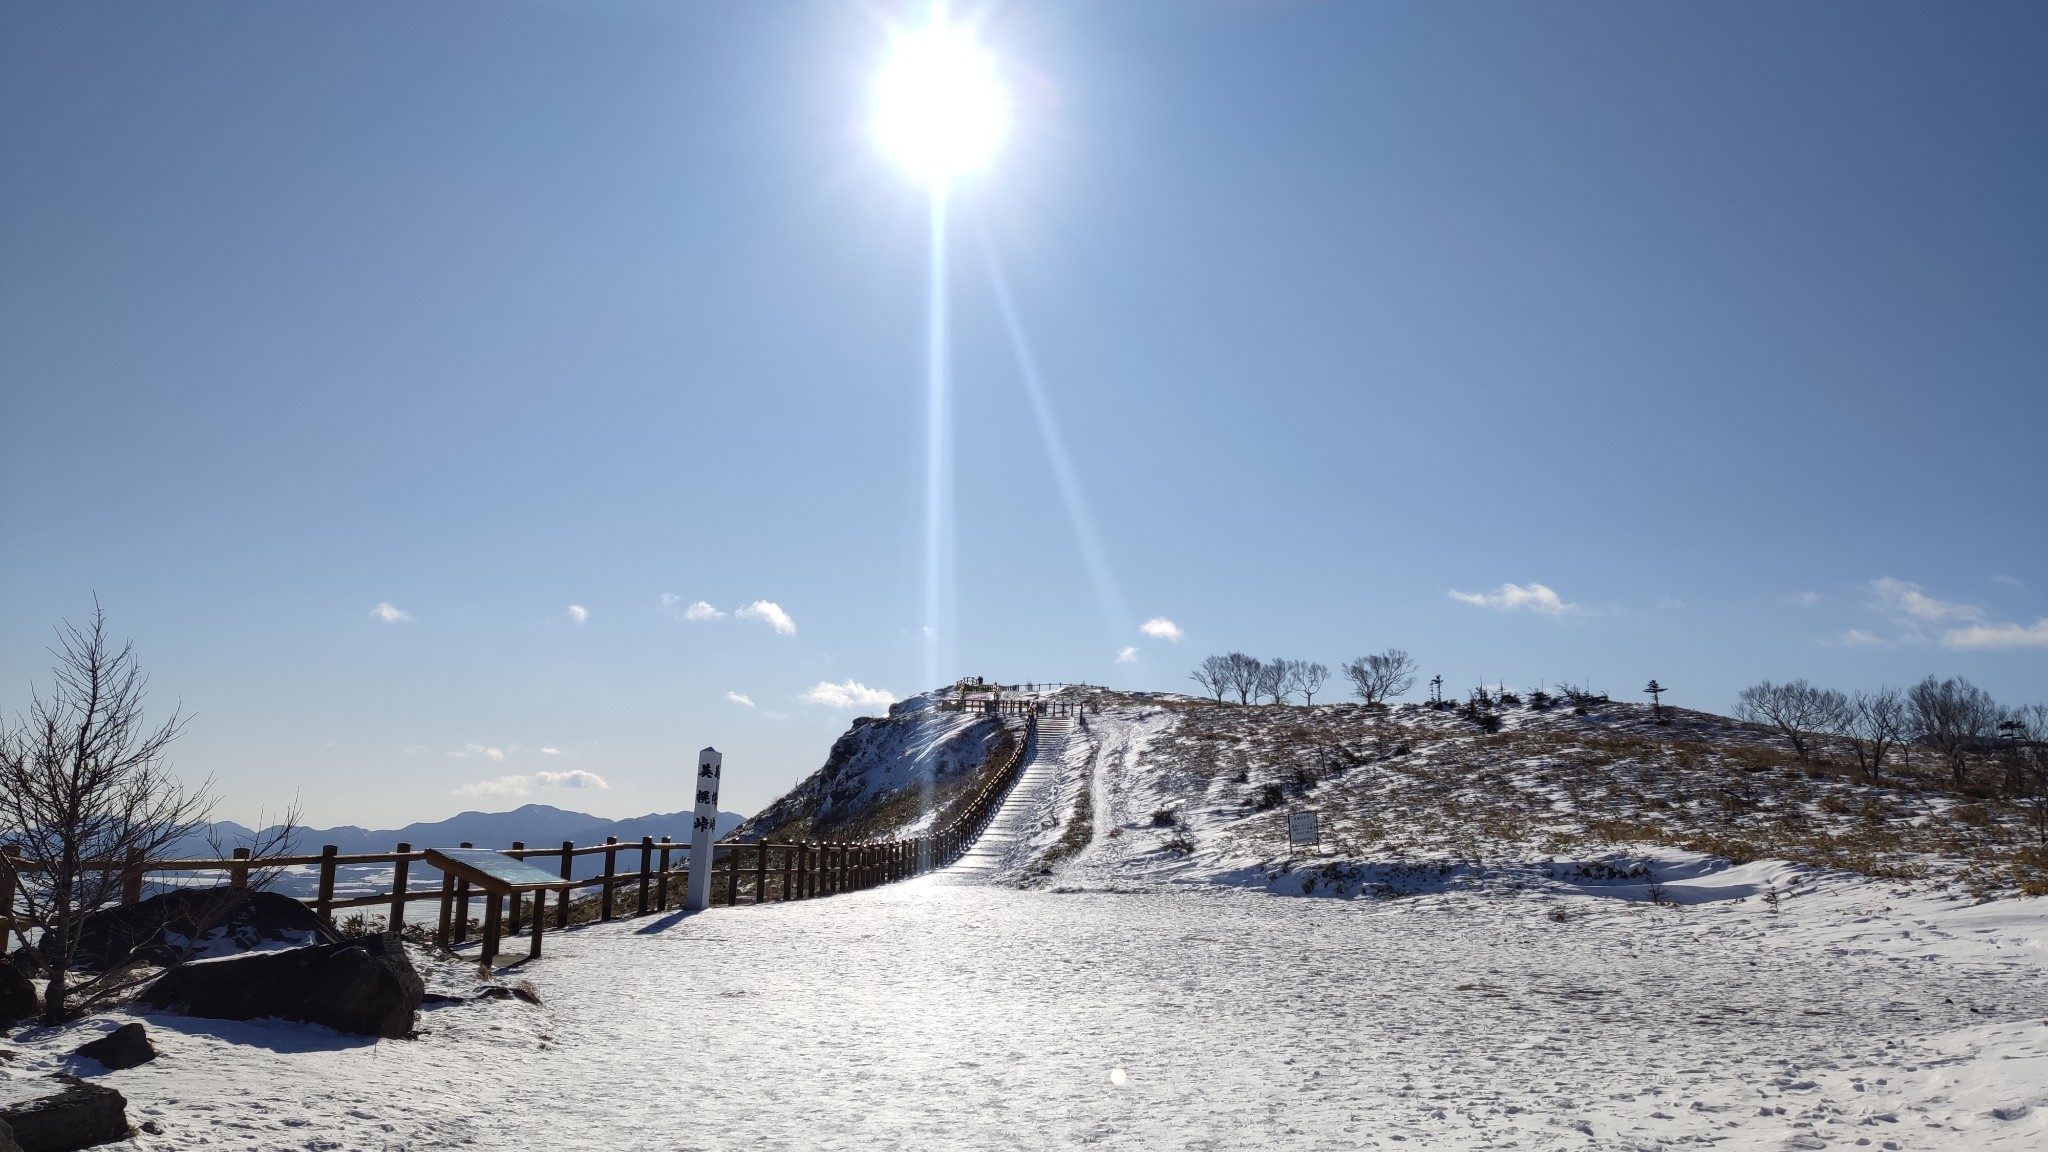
[738,600,796,635]
[1139,617,1184,642]
[1116,646,1139,664]
[445,743,506,762]
[1448,582,1575,615]
[1836,629,1884,647]
[662,594,726,622]
[1943,619,2048,650]
[1870,577,1979,626]
[1788,591,1821,608]
[539,747,562,755]
[801,679,895,709]
[567,604,588,624]
[725,691,755,708]
[1990,574,2024,589]
[454,769,609,799]
[371,602,412,623]
[1864,576,2045,649]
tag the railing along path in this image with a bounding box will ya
[0,709,1045,954]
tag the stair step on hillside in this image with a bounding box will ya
[941,718,1074,881]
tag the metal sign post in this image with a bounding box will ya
[1287,810,1320,853]
[685,747,722,911]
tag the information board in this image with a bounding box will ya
[424,847,567,891]
[1287,810,1320,849]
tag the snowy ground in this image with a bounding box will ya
[5,692,2047,1149]
[4,877,2044,1150]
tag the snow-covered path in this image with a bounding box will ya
[7,874,2046,1150]
[944,716,1073,882]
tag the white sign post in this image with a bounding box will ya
[685,746,722,911]
[1287,810,1320,852]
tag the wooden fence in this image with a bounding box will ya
[1,711,1041,955]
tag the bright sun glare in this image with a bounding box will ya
[873,21,1006,187]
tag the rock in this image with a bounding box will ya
[75,888,341,970]
[73,1024,155,1071]
[0,1117,17,1152]
[0,1074,129,1152]
[0,963,35,1026]
[140,931,422,1039]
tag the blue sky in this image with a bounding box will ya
[3,1,2043,828]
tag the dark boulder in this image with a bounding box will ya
[0,1075,129,1152]
[0,1116,17,1152]
[73,1024,155,1071]
[0,962,35,1026]
[75,888,341,970]
[140,932,422,1039]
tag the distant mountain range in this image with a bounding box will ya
[167,803,746,893]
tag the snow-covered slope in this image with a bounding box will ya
[733,694,1019,844]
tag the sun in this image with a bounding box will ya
[873,20,1007,187]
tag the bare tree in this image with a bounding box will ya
[1222,652,1263,705]
[1343,649,1417,707]
[1296,661,1330,705]
[1907,675,2000,790]
[1838,687,1908,783]
[0,603,213,1024]
[1257,658,1296,705]
[1733,679,1848,761]
[1188,655,1231,703]
[2012,703,2048,843]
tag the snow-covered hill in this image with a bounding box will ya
[732,695,1019,844]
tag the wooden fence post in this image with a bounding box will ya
[121,847,145,907]
[796,843,808,900]
[454,842,473,944]
[725,845,739,906]
[657,837,673,911]
[508,843,525,935]
[755,841,768,904]
[389,843,411,933]
[600,837,618,921]
[637,836,653,915]
[229,847,251,890]
[557,841,574,930]
[436,870,455,948]
[315,845,339,925]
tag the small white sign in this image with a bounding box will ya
[1287,810,1320,849]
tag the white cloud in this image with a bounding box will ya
[1837,629,1884,647]
[371,602,412,623]
[1448,582,1575,615]
[662,594,726,622]
[1139,617,1184,642]
[454,769,609,799]
[725,691,755,708]
[568,604,588,624]
[446,743,506,762]
[801,679,896,709]
[1869,576,1980,625]
[401,745,427,755]
[453,776,530,800]
[1116,646,1139,664]
[1657,596,1687,612]
[1943,619,2048,651]
[1788,591,1821,608]
[761,710,790,721]
[1991,574,2024,588]
[540,747,562,755]
[737,600,796,635]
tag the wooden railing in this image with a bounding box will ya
[0,710,1044,952]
